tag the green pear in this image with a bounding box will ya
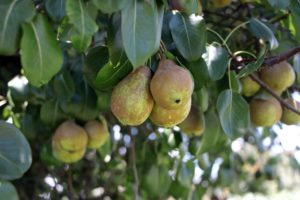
[111,66,154,126]
[281,99,300,125]
[52,120,88,163]
[84,117,109,149]
[240,74,261,97]
[178,106,205,137]
[150,98,191,127]
[250,97,282,127]
[150,59,194,109]
[260,61,295,94]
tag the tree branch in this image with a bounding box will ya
[264,45,300,66]
[249,74,300,115]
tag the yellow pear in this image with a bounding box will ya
[178,106,205,137]
[250,97,282,127]
[150,98,191,127]
[240,74,261,97]
[111,66,154,126]
[52,120,88,163]
[150,59,194,109]
[84,118,109,149]
[260,61,295,94]
[281,99,300,125]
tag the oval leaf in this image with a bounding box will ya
[248,18,278,50]
[187,57,210,91]
[84,46,109,89]
[95,61,133,91]
[92,0,126,13]
[169,13,206,61]
[0,0,35,55]
[217,90,250,139]
[203,43,229,81]
[0,181,19,200]
[121,0,160,68]
[0,121,32,180]
[40,99,67,126]
[45,0,66,22]
[66,0,98,52]
[21,14,63,87]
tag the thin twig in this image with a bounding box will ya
[131,137,140,200]
[249,74,300,115]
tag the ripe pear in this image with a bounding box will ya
[260,61,295,94]
[52,120,88,163]
[250,97,282,127]
[150,98,191,127]
[178,106,205,137]
[84,118,109,149]
[111,66,154,126]
[150,59,194,109]
[240,74,261,97]
[281,99,300,125]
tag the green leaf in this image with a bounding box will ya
[290,0,300,43]
[217,90,250,139]
[61,82,99,121]
[195,87,209,112]
[92,0,126,13]
[267,0,290,9]
[177,161,194,188]
[143,165,171,198]
[45,0,66,22]
[121,0,161,68]
[228,71,241,93]
[294,53,300,86]
[21,14,63,87]
[203,43,229,81]
[107,14,127,66]
[0,181,19,200]
[248,18,278,50]
[84,46,109,89]
[52,71,75,101]
[0,121,32,180]
[187,57,210,91]
[40,99,67,126]
[95,60,133,91]
[0,0,35,56]
[196,109,223,154]
[170,13,206,61]
[237,46,267,78]
[66,0,98,52]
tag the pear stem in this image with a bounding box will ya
[249,74,300,115]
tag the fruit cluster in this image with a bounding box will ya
[241,61,300,127]
[52,118,109,163]
[110,58,204,136]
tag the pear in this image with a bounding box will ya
[52,120,88,163]
[178,106,205,137]
[52,140,86,163]
[84,118,109,149]
[240,74,261,97]
[150,59,194,109]
[281,99,300,125]
[260,61,295,94]
[250,97,282,127]
[111,66,154,126]
[150,98,191,127]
